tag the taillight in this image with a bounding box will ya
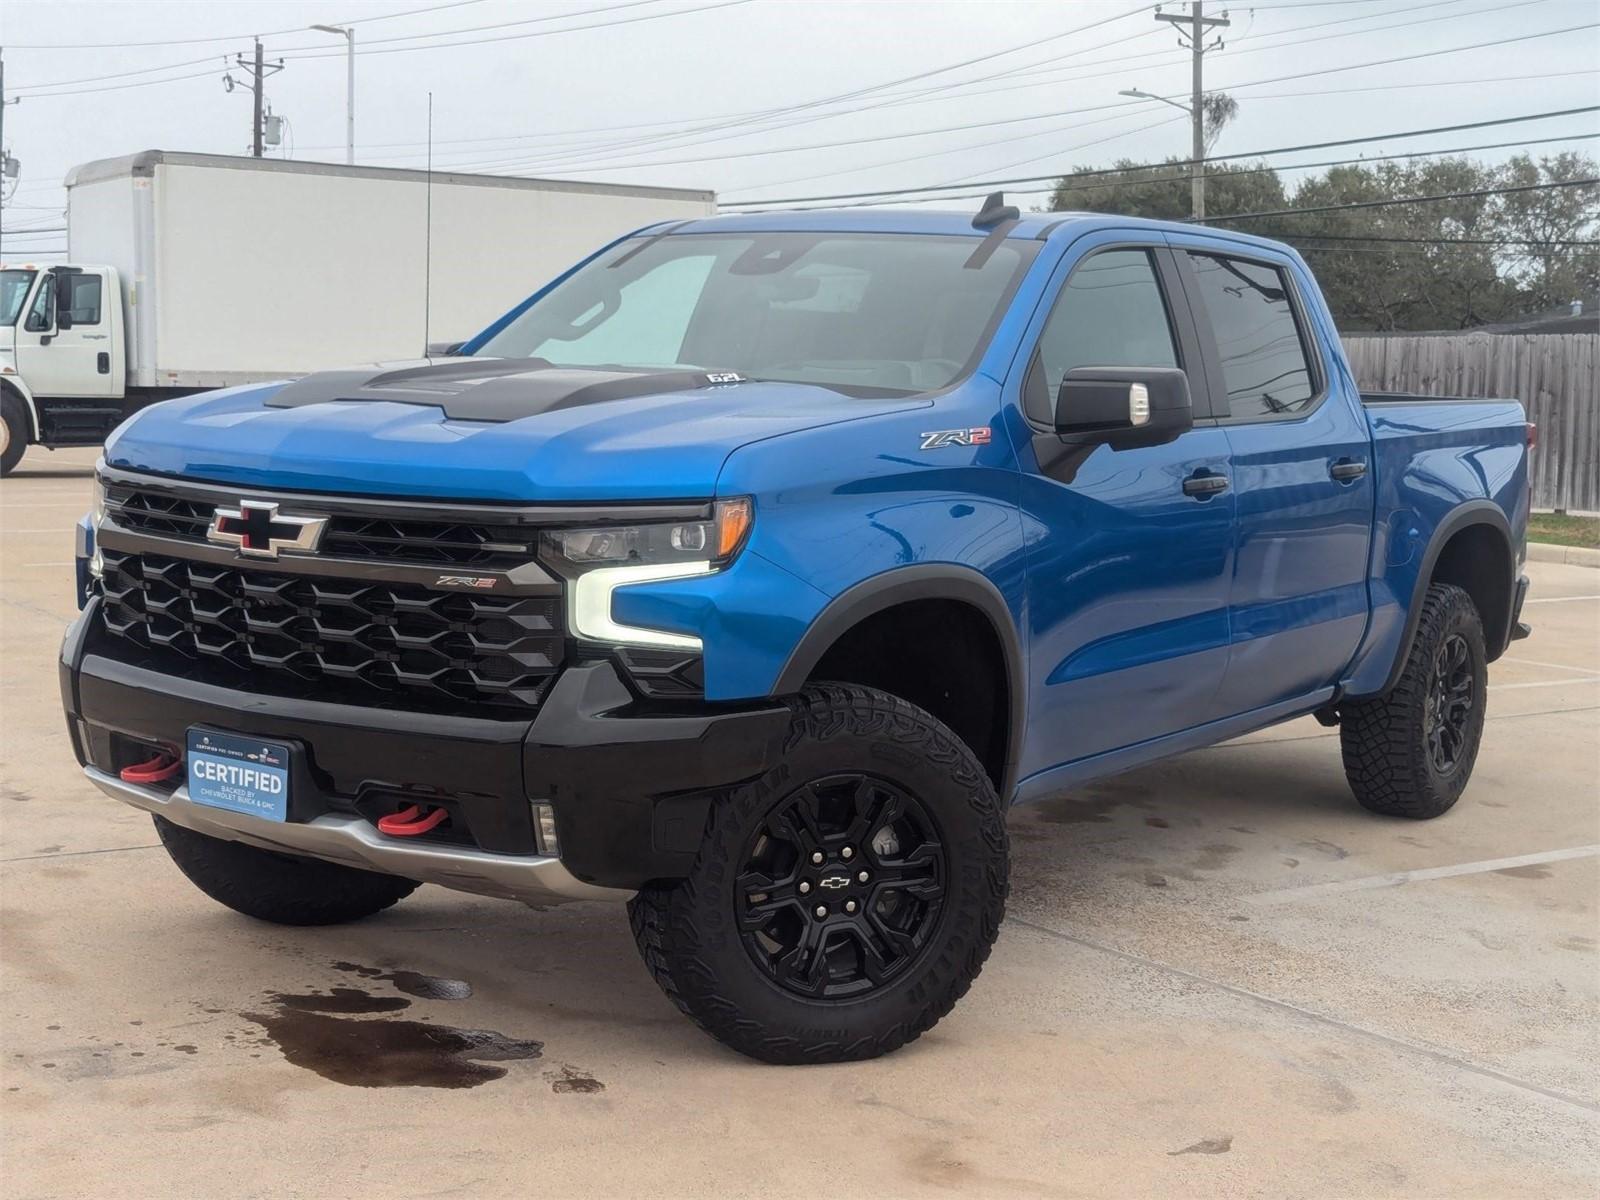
[1526,422,1538,448]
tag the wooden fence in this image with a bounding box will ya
[1342,333,1598,513]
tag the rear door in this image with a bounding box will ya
[1171,243,1374,713]
[1012,238,1237,779]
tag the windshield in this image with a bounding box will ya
[474,232,1037,395]
[0,269,36,327]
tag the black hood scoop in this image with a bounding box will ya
[265,358,746,423]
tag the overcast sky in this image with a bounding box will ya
[3,0,1597,258]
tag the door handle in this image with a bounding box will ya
[1182,471,1229,498]
[1329,459,1367,482]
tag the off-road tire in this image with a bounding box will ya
[1340,582,1487,819]
[628,683,1009,1064]
[155,816,419,925]
[0,390,27,477]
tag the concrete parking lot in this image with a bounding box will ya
[3,448,1596,1199]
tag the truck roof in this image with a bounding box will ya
[663,207,1299,256]
[63,150,714,205]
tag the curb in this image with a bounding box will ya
[1528,542,1600,568]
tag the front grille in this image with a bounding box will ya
[106,483,540,570]
[98,549,562,710]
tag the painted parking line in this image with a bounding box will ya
[1503,657,1600,677]
[1246,844,1600,904]
[21,561,73,568]
[1524,595,1600,604]
[0,529,72,535]
[1491,678,1600,691]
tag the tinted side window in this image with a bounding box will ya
[1027,249,1178,423]
[65,275,102,326]
[1186,253,1316,419]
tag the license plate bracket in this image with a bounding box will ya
[185,728,291,823]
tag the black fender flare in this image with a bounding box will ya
[1377,499,1515,696]
[773,563,1026,802]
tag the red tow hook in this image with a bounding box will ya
[377,804,449,837]
[120,753,182,785]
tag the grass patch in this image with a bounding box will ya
[1529,512,1600,549]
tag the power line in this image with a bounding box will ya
[302,0,1463,162]
[720,105,1600,208]
[551,17,1598,188]
[460,4,1158,177]
[4,0,492,49]
[10,0,754,97]
[478,0,1511,176]
[1029,131,1600,198]
[1207,177,1598,223]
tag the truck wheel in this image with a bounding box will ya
[628,683,1008,1064]
[1340,582,1487,819]
[154,816,419,925]
[0,391,27,477]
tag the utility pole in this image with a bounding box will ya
[230,39,285,158]
[1154,2,1229,221]
[0,47,22,262]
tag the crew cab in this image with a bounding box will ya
[59,201,1531,1063]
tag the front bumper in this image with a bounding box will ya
[61,600,789,903]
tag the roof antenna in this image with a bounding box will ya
[973,190,1019,229]
[423,91,433,357]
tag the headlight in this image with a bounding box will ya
[542,498,752,650]
[541,497,752,571]
[87,476,107,580]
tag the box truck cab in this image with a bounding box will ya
[1,262,135,472]
[0,151,715,476]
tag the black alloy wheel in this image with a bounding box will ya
[1426,632,1475,775]
[736,773,946,1001]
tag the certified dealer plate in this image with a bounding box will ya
[186,729,289,822]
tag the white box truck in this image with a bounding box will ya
[0,151,714,474]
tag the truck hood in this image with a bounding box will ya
[104,359,930,501]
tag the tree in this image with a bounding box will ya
[1048,157,1286,222]
[1044,149,1598,331]
[1494,152,1600,313]
[1269,158,1512,331]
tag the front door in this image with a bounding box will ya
[1173,246,1374,713]
[13,269,116,399]
[1014,242,1236,781]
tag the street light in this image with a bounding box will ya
[1118,87,1192,116]
[310,24,355,165]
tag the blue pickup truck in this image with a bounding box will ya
[60,199,1531,1063]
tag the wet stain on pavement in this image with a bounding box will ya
[1144,817,1170,828]
[550,1065,605,1094]
[1190,844,1241,872]
[243,1007,542,1089]
[1496,864,1552,880]
[1168,1135,1233,1156]
[333,961,473,1001]
[1143,872,1169,888]
[268,987,410,1015]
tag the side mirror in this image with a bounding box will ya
[54,273,75,331]
[1055,366,1193,447]
[23,276,54,335]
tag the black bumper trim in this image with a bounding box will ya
[525,663,790,888]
